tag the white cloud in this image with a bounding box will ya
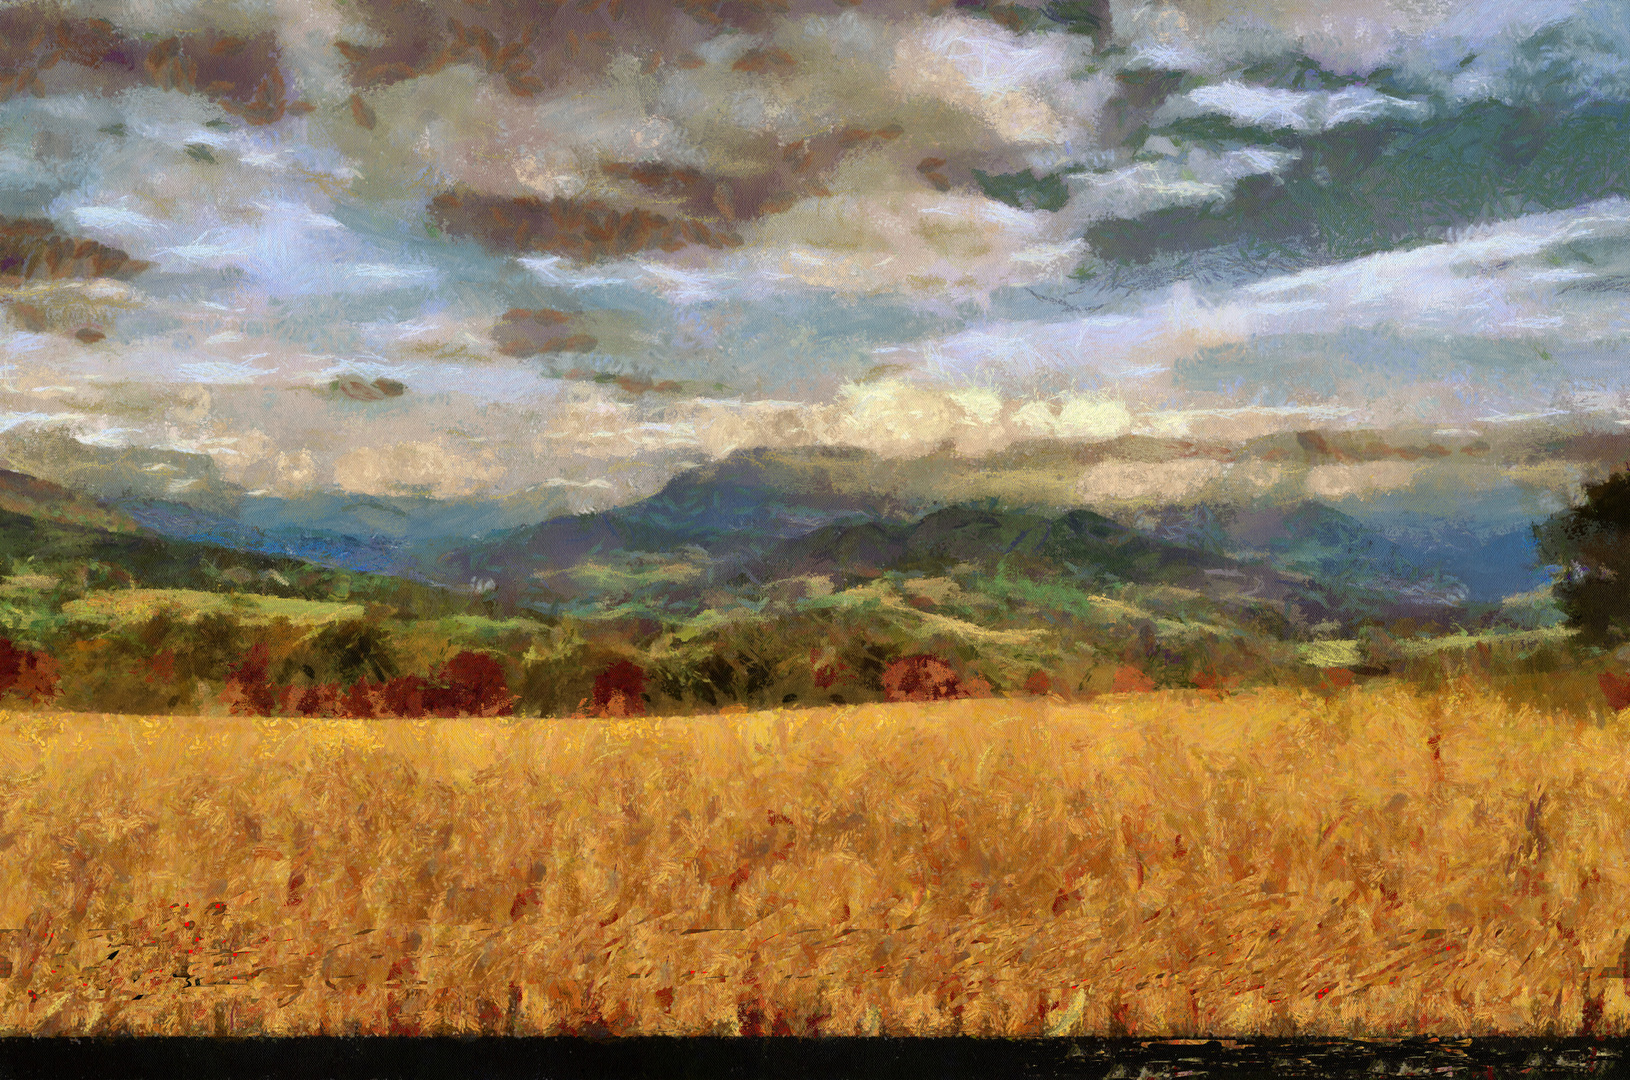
[349,263,438,284]
[72,204,162,233]
[1306,461,1422,498]
[1160,82,1429,133]
[520,257,633,290]
[1077,459,1227,504]
[1066,145,1302,227]
[333,440,505,498]
[176,361,278,384]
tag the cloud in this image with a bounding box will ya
[891,16,1095,148]
[1156,82,1429,133]
[71,204,162,234]
[1232,198,1630,338]
[1076,458,1228,504]
[390,65,695,203]
[1119,0,1492,75]
[0,0,1620,517]
[896,196,1630,399]
[33,89,402,294]
[1065,144,1302,227]
[1017,396,1134,438]
[1305,460,1422,499]
[331,440,505,498]
[176,360,278,384]
[744,157,1087,299]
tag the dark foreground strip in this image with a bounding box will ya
[0,1036,1621,1079]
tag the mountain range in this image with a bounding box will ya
[5,433,1568,637]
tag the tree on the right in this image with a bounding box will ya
[1536,467,1630,646]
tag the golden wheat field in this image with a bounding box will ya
[2,684,1629,1037]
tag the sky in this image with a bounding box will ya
[0,0,1626,522]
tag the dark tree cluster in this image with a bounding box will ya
[1537,467,1630,646]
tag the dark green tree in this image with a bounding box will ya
[1536,467,1630,645]
[310,619,399,684]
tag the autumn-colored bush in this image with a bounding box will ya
[1190,669,1241,699]
[513,621,670,718]
[0,637,58,704]
[430,651,515,717]
[1022,670,1053,696]
[590,660,647,717]
[882,654,970,703]
[285,682,340,717]
[224,641,277,716]
[335,652,515,719]
[1109,664,1157,694]
[1320,667,1357,690]
[1601,671,1630,711]
[223,643,513,718]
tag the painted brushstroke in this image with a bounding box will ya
[0,0,1627,1041]
[4,690,1630,1036]
[0,0,1619,508]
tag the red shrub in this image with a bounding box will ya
[1110,665,1157,693]
[592,660,646,717]
[429,651,514,717]
[809,647,849,689]
[1321,667,1356,690]
[882,654,967,703]
[1600,671,1630,712]
[379,674,430,718]
[217,650,515,720]
[339,678,379,719]
[1023,670,1053,696]
[12,652,58,704]
[0,638,59,705]
[1192,670,1241,697]
[291,683,340,717]
[0,638,22,692]
[224,641,277,716]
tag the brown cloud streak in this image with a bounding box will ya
[432,125,908,258]
[335,0,962,95]
[0,10,303,123]
[0,218,148,282]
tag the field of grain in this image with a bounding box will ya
[2,684,1629,1036]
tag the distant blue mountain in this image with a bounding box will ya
[114,485,583,580]
[1388,527,1549,604]
[118,499,420,579]
[114,445,1556,627]
[1154,500,1545,618]
[443,447,903,599]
